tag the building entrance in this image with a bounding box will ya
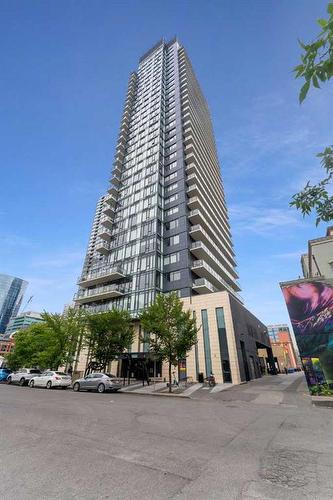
[119,353,162,381]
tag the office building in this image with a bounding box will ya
[0,274,27,334]
[5,311,43,336]
[74,39,274,384]
[301,226,333,279]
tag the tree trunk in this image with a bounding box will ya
[168,361,172,393]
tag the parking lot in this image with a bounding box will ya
[1,374,333,499]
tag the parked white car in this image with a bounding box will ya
[29,371,72,389]
[7,368,42,386]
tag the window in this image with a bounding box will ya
[167,234,180,246]
[169,271,181,282]
[165,182,178,194]
[165,194,178,205]
[165,171,177,182]
[201,310,212,376]
[165,206,178,217]
[216,308,232,383]
[165,219,179,230]
[164,252,179,265]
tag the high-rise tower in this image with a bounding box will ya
[0,274,27,333]
[75,38,241,316]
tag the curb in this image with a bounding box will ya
[119,390,191,399]
[311,395,333,408]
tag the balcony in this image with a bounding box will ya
[105,193,118,207]
[186,173,196,185]
[190,241,239,288]
[96,241,110,256]
[192,260,242,300]
[78,265,126,288]
[107,185,118,196]
[189,225,238,279]
[187,196,201,210]
[192,278,216,294]
[110,175,121,188]
[187,184,199,197]
[185,163,195,176]
[98,227,112,242]
[75,284,125,304]
[188,209,202,225]
[103,204,115,217]
[100,216,113,230]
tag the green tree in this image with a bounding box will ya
[6,307,87,371]
[42,307,87,371]
[85,309,134,372]
[290,3,333,224]
[140,292,198,393]
[6,323,60,370]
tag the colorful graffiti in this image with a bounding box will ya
[280,279,333,395]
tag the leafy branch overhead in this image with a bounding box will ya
[290,146,333,225]
[290,3,333,224]
[295,3,333,103]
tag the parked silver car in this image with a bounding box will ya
[7,368,42,386]
[73,373,122,393]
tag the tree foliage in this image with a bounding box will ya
[85,309,134,371]
[6,307,87,371]
[290,3,333,224]
[7,323,61,370]
[140,293,198,392]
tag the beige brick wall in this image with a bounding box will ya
[182,292,241,384]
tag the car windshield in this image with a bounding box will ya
[105,373,115,378]
[55,372,67,376]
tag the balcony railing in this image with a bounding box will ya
[100,215,113,229]
[192,260,242,300]
[75,284,125,304]
[190,241,239,288]
[96,242,110,255]
[192,278,216,294]
[78,265,126,287]
[189,225,237,278]
[97,227,112,242]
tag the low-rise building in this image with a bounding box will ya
[267,324,299,371]
[5,311,43,336]
[301,226,333,279]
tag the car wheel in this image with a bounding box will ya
[7,377,12,385]
[46,381,52,389]
[30,380,34,388]
[19,378,26,387]
[73,382,80,392]
[97,383,105,393]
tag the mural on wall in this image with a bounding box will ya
[280,279,333,395]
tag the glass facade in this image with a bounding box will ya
[75,39,241,317]
[0,274,28,333]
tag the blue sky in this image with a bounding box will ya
[1,0,332,324]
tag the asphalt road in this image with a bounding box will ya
[1,373,333,500]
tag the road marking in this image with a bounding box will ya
[181,383,202,397]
